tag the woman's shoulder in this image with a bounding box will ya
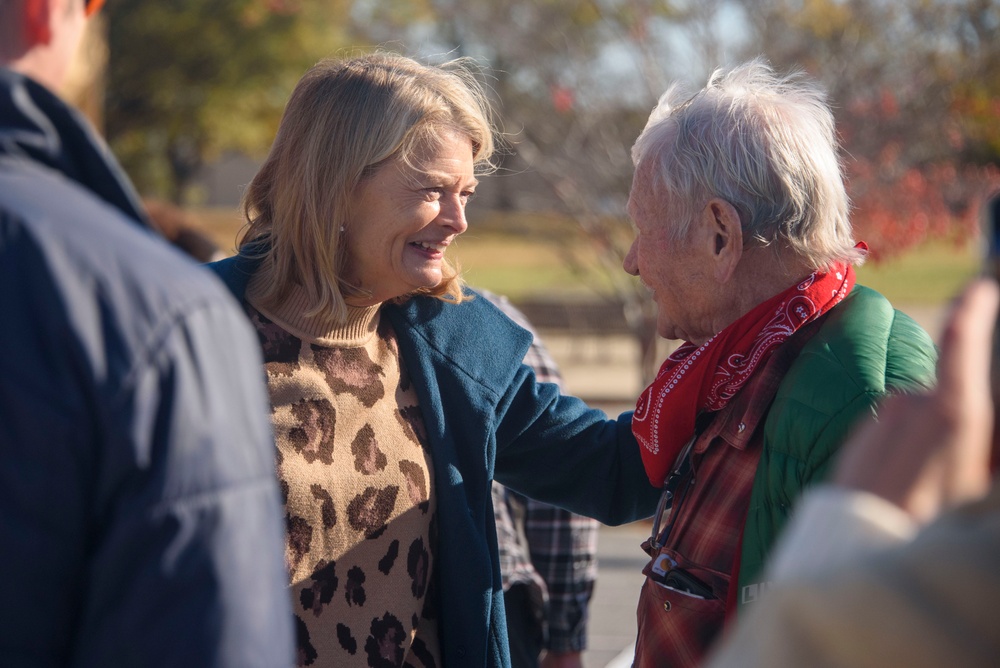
[389,289,527,335]
[385,291,534,368]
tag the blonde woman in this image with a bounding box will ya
[209,53,658,668]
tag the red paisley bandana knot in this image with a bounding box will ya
[632,263,856,486]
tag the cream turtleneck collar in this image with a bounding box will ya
[245,270,381,347]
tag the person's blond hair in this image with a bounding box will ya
[240,52,496,321]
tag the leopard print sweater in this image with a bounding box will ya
[246,275,440,668]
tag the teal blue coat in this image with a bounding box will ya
[208,253,661,668]
[737,285,937,607]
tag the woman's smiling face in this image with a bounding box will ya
[344,128,477,305]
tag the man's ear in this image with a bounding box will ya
[700,198,743,283]
[24,0,53,46]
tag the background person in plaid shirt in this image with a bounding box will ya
[482,290,600,668]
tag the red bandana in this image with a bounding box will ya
[632,263,857,486]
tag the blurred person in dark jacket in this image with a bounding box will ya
[0,1,293,665]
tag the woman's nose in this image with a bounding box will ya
[439,195,469,233]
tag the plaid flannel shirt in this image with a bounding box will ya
[633,341,792,668]
[485,291,600,654]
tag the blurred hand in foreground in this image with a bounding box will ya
[834,278,999,523]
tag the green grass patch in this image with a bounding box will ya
[453,231,619,299]
[458,229,983,305]
[857,242,979,304]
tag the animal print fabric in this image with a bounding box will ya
[245,294,439,668]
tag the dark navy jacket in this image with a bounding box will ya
[210,252,661,668]
[0,69,294,667]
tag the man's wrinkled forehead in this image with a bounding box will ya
[628,159,663,217]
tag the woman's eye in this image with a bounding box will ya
[423,187,475,204]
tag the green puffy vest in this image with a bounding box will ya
[737,285,937,610]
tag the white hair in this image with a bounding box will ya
[632,57,864,269]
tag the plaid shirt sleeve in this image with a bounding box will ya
[482,291,601,653]
[522,493,599,652]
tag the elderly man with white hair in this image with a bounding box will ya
[622,59,937,667]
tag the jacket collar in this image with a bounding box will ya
[206,248,262,301]
[0,67,149,230]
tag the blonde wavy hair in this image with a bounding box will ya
[239,52,497,321]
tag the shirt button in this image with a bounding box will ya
[663,601,672,612]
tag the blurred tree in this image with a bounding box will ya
[96,0,1000,371]
[740,0,1000,258]
[947,0,1000,163]
[104,0,351,202]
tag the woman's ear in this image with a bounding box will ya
[700,198,743,283]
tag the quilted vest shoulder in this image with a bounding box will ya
[737,284,937,606]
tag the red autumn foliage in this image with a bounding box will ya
[840,89,1000,262]
[848,157,1000,261]
[550,85,575,114]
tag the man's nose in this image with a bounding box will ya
[623,241,640,276]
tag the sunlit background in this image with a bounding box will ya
[64,0,1000,387]
[53,8,1000,664]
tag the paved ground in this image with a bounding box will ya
[539,301,946,667]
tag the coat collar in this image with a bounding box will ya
[0,67,149,230]
[206,248,260,301]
